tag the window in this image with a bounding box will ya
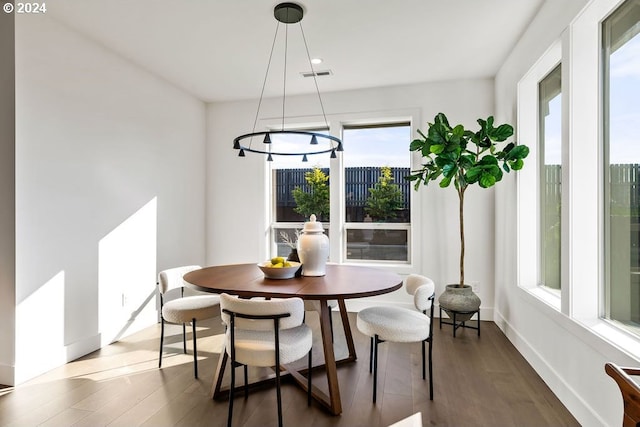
[516,39,562,306]
[516,0,640,363]
[268,118,416,267]
[603,0,640,332]
[342,124,411,263]
[539,65,562,290]
[269,130,330,258]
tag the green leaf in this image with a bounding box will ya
[479,173,497,188]
[442,163,457,178]
[435,113,450,128]
[502,142,515,153]
[466,166,482,183]
[502,162,511,173]
[478,137,492,148]
[430,144,445,154]
[439,176,452,188]
[429,170,443,181]
[428,126,446,144]
[478,155,498,165]
[510,145,530,160]
[491,124,514,141]
[510,158,524,170]
[459,154,475,169]
[434,156,451,168]
[409,138,424,151]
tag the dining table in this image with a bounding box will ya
[183,262,403,415]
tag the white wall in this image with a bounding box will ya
[0,11,16,386]
[11,14,206,384]
[494,0,638,425]
[206,79,499,312]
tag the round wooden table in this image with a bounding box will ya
[184,263,402,415]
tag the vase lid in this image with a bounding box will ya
[302,214,324,232]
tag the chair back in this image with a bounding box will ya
[405,274,435,312]
[219,293,304,331]
[158,265,201,295]
[605,362,640,427]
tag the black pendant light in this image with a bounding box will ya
[233,2,343,162]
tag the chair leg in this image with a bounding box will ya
[428,338,433,400]
[421,340,426,380]
[369,336,374,373]
[275,361,283,427]
[192,319,198,379]
[183,323,187,353]
[307,349,312,406]
[373,334,379,404]
[275,323,283,427]
[228,358,235,427]
[158,317,165,368]
[244,365,248,399]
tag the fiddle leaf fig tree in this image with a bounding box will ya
[407,113,529,287]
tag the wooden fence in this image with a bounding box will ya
[546,164,640,212]
[275,167,411,208]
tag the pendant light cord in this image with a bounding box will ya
[282,17,288,131]
[250,21,281,149]
[300,22,330,131]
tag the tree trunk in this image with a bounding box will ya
[458,186,466,287]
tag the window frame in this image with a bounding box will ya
[262,109,422,274]
[538,64,563,292]
[517,0,640,351]
[341,121,412,265]
[517,39,564,310]
[601,0,640,334]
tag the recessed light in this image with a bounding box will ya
[311,58,323,65]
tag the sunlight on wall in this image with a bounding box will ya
[15,270,65,383]
[98,197,157,346]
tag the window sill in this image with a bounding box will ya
[525,285,561,311]
[518,286,640,364]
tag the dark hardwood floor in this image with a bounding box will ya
[0,310,579,427]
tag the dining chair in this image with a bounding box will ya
[356,274,435,403]
[220,293,313,427]
[605,362,640,426]
[157,265,220,379]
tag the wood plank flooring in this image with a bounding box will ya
[0,311,579,427]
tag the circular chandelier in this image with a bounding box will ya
[233,2,343,162]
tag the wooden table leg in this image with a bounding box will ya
[338,299,356,362]
[318,298,342,415]
[211,344,228,399]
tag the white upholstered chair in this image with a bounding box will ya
[356,274,435,403]
[157,265,220,379]
[220,293,313,427]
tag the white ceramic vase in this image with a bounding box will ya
[297,214,329,276]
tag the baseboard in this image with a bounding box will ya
[0,363,14,386]
[493,310,606,426]
[65,334,102,363]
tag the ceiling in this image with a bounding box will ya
[46,0,545,103]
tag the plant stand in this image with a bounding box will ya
[439,306,480,337]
